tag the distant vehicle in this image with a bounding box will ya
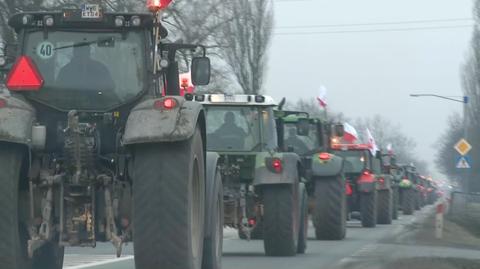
[276,110,347,240]
[332,144,394,227]
[196,94,307,256]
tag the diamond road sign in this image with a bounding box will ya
[454,138,472,156]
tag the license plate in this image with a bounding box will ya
[81,4,101,19]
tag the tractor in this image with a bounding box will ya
[331,145,394,227]
[0,2,223,269]
[194,94,307,256]
[275,111,347,240]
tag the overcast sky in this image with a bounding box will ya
[264,0,473,178]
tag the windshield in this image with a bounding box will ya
[23,30,146,111]
[334,150,369,173]
[283,122,319,155]
[205,105,276,152]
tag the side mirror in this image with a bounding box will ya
[296,119,310,136]
[191,57,211,86]
[334,124,345,137]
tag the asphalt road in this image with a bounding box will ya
[63,204,480,269]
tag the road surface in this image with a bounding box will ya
[62,204,480,269]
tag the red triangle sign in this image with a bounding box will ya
[6,56,44,91]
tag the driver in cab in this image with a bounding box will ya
[213,112,247,148]
[56,46,115,92]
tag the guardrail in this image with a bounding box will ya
[449,191,480,217]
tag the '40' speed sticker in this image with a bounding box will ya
[37,41,55,59]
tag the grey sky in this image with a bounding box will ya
[264,0,473,178]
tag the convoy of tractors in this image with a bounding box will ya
[0,1,441,269]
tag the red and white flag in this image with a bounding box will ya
[386,143,393,155]
[316,86,327,108]
[343,122,358,143]
[366,128,379,156]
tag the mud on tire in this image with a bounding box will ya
[132,127,205,269]
[312,176,347,240]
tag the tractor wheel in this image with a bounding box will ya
[377,189,393,225]
[312,176,346,240]
[392,187,399,220]
[133,127,206,269]
[414,191,421,210]
[0,144,64,269]
[202,172,223,269]
[360,191,377,228]
[263,184,299,256]
[0,144,31,269]
[402,188,415,215]
[297,184,308,254]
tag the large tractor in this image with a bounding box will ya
[195,94,307,256]
[0,2,222,269]
[332,145,394,227]
[275,111,347,240]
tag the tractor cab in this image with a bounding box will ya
[1,3,210,112]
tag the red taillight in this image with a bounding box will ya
[0,98,6,109]
[319,152,331,161]
[6,56,44,91]
[378,178,385,184]
[248,218,256,226]
[154,98,177,110]
[362,170,371,176]
[345,182,353,196]
[147,0,172,12]
[272,158,283,173]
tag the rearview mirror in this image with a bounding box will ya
[191,57,211,86]
[296,119,310,136]
[334,124,345,137]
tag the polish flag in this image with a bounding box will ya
[316,86,327,108]
[366,128,379,156]
[386,143,393,155]
[343,122,358,143]
[179,72,194,96]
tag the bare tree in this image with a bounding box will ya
[435,113,464,184]
[217,0,274,94]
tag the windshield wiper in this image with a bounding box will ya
[54,37,114,51]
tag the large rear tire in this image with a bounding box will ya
[263,185,299,256]
[312,176,346,240]
[414,191,421,210]
[402,188,415,215]
[296,184,308,254]
[0,144,31,269]
[360,191,377,228]
[132,127,205,269]
[202,172,223,269]
[377,189,392,225]
[392,187,399,220]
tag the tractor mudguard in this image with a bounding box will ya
[377,174,393,190]
[311,153,344,177]
[358,182,376,193]
[205,152,222,238]
[123,97,204,144]
[253,152,299,185]
[0,94,35,146]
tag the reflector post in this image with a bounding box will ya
[6,56,44,91]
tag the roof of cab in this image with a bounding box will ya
[194,94,277,106]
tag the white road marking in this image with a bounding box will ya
[64,255,133,269]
